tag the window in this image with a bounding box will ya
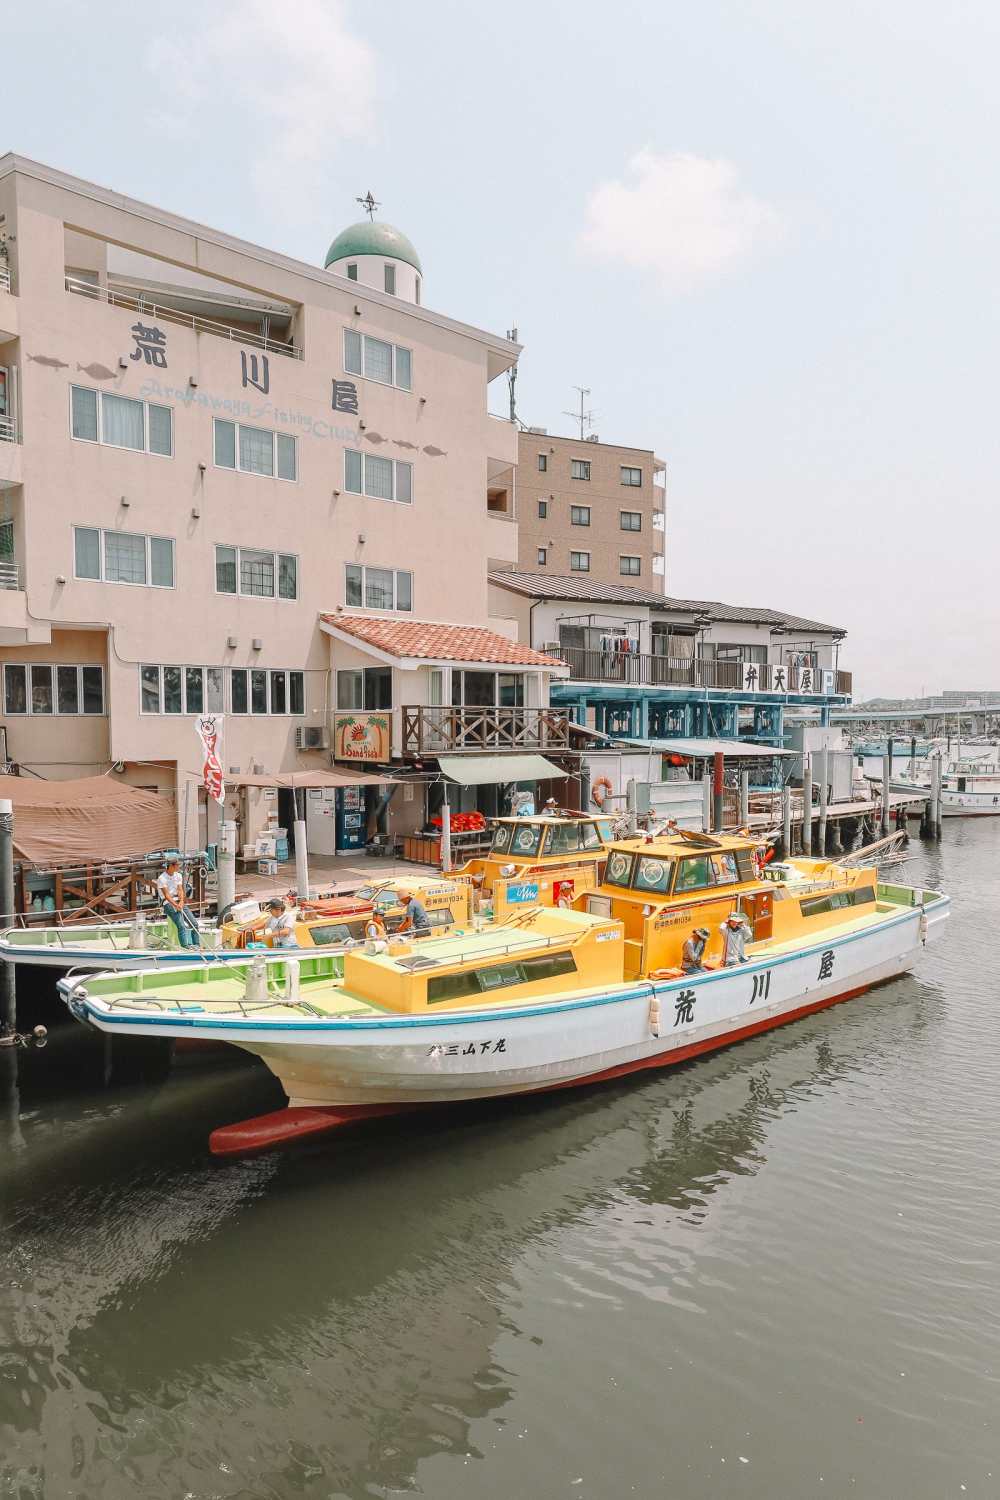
[70,386,172,456]
[570,551,590,572]
[345,564,412,612]
[620,556,641,576]
[544,822,604,856]
[336,667,391,711]
[384,263,396,294]
[571,506,590,527]
[415,276,421,305]
[343,329,412,391]
[228,668,305,716]
[73,527,175,588]
[634,856,673,894]
[215,545,297,600]
[537,454,548,472]
[140,664,249,715]
[346,263,358,281]
[537,547,547,566]
[427,949,577,1005]
[675,856,713,892]
[621,466,642,487]
[605,851,635,888]
[344,449,413,504]
[450,670,524,708]
[620,511,642,531]
[571,459,591,480]
[213,419,296,480]
[537,499,548,519]
[4,663,104,715]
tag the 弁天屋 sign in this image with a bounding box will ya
[334,712,390,761]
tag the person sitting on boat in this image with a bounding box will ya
[264,897,298,949]
[364,910,388,954]
[681,927,711,973]
[720,912,752,967]
[156,857,199,949]
[397,891,431,938]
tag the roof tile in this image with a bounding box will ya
[321,614,564,667]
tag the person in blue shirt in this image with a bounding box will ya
[397,892,431,937]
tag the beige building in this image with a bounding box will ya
[496,431,666,590]
[0,154,567,854]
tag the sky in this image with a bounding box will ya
[6,0,1000,701]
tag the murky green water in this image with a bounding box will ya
[2,824,998,1499]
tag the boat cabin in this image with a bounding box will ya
[459,813,616,912]
[223,876,473,950]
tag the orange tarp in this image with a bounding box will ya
[0,775,176,867]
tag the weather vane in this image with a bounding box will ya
[356,191,381,221]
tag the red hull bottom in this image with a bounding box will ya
[209,977,878,1157]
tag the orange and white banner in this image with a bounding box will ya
[195,714,225,805]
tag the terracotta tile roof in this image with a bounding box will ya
[320,614,564,667]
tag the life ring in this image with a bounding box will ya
[591,776,614,809]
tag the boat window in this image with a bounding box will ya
[799,887,876,918]
[604,851,635,888]
[309,922,358,946]
[491,824,514,853]
[735,849,756,883]
[711,852,740,886]
[545,821,604,856]
[674,856,714,892]
[634,856,673,894]
[595,818,614,841]
[354,885,378,903]
[426,949,577,1004]
[510,824,543,856]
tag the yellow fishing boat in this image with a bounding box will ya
[458,811,618,916]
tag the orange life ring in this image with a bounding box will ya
[591,775,614,809]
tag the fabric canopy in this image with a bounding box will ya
[618,737,795,759]
[228,768,397,789]
[0,775,177,867]
[437,754,566,787]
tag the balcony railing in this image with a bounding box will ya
[0,265,11,295]
[402,705,571,755]
[559,647,851,697]
[65,277,303,359]
[0,561,19,591]
[0,416,15,443]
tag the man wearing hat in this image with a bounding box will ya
[263,897,298,948]
[681,926,710,974]
[720,911,752,967]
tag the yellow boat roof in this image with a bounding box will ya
[359,907,596,975]
[490,814,607,826]
[606,830,756,858]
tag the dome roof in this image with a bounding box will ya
[324,221,422,275]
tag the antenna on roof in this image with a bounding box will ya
[563,386,595,440]
[506,325,518,425]
[356,190,381,221]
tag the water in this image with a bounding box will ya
[2,824,999,1499]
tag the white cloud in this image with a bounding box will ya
[146,0,376,206]
[579,149,785,293]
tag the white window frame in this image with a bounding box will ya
[570,551,591,572]
[73,526,175,589]
[570,505,591,527]
[4,663,105,716]
[620,510,642,532]
[69,385,173,458]
[228,667,307,717]
[138,664,230,716]
[620,554,642,576]
[343,329,413,391]
[345,563,413,612]
[214,544,298,601]
[621,466,643,487]
[537,547,548,565]
[344,449,413,505]
[537,453,548,472]
[212,418,297,482]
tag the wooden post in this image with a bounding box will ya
[802,756,813,855]
[818,746,829,853]
[881,750,891,837]
[739,770,750,828]
[0,800,15,1044]
[712,751,725,833]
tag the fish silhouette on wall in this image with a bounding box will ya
[26,354,69,370]
[423,445,447,457]
[76,362,118,381]
[393,439,419,451]
[363,431,386,444]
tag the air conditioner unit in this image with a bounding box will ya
[542,642,562,655]
[296,725,330,751]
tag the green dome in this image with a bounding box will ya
[324,221,422,275]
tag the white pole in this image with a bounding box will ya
[818,746,829,853]
[739,770,750,827]
[218,819,237,914]
[293,788,310,901]
[802,756,813,854]
[701,771,712,833]
[440,785,452,872]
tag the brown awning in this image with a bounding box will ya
[0,775,177,867]
[228,768,397,789]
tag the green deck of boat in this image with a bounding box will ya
[6,920,181,951]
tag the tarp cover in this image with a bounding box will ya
[0,775,177,867]
[437,754,566,786]
[616,737,795,759]
[227,768,397,789]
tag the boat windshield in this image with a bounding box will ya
[543,821,604,856]
[604,850,636,888]
[506,824,544,857]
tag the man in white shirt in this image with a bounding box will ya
[156,857,198,948]
[264,898,298,948]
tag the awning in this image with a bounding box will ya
[227,768,397,789]
[615,737,795,759]
[0,775,177,867]
[437,753,567,786]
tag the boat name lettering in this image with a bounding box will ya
[750,970,772,1005]
[674,989,696,1027]
[595,930,621,943]
[428,1039,507,1058]
[818,949,835,981]
[655,911,688,928]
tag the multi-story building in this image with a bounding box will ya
[500,431,666,590]
[0,155,567,852]
[488,570,852,758]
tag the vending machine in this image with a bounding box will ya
[335,785,366,854]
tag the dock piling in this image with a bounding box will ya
[818,747,829,853]
[702,773,712,833]
[0,799,15,1045]
[930,753,942,839]
[802,757,813,855]
[781,783,792,859]
[881,750,891,837]
[739,770,750,829]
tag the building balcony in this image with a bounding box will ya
[558,646,851,698]
[65,276,303,359]
[401,705,570,755]
[0,420,21,484]
[0,560,20,591]
[0,266,16,342]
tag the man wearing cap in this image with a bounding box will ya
[720,911,752,967]
[397,890,431,938]
[156,857,199,949]
[681,926,710,974]
[263,897,298,948]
